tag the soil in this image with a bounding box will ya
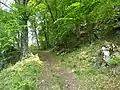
[37,51,81,90]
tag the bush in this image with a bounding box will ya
[108,58,120,65]
[0,46,21,70]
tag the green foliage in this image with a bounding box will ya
[109,58,120,65]
[0,9,22,69]
[0,10,19,53]
[37,0,120,51]
[0,56,42,90]
[1,0,120,89]
[29,44,39,55]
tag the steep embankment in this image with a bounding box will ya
[0,55,42,90]
[58,41,120,90]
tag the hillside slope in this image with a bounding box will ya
[58,40,120,90]
[0,55,42,90]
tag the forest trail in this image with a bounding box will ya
[37,51,81,90]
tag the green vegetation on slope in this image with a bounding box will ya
[0,55,42,90]
[58,40,120,89]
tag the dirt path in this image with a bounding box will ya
[37,51,80,90]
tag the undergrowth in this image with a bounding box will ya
[58,40,120,90]
[0,55,42,90]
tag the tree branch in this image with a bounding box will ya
[14,0,20,4]
[45,0,55,22]
[0,1,12,10]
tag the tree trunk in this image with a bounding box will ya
[54,0,58,19]
[43,16,50,48]
[45,0,55,22]
[44,29,49,48]
[34,26,40,50]
[21,18,28,58]
[14,0,30,59]
[17,31,21,48]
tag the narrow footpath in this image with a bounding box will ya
[37,51,81,90]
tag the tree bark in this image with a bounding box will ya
[44,29,49,48]
[21,17,28,58]
[43,15,49,48]
[33,24,40,50]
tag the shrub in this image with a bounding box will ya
[108,58,120,65]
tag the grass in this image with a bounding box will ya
[0,55,42,90]
[58,40,120,90]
